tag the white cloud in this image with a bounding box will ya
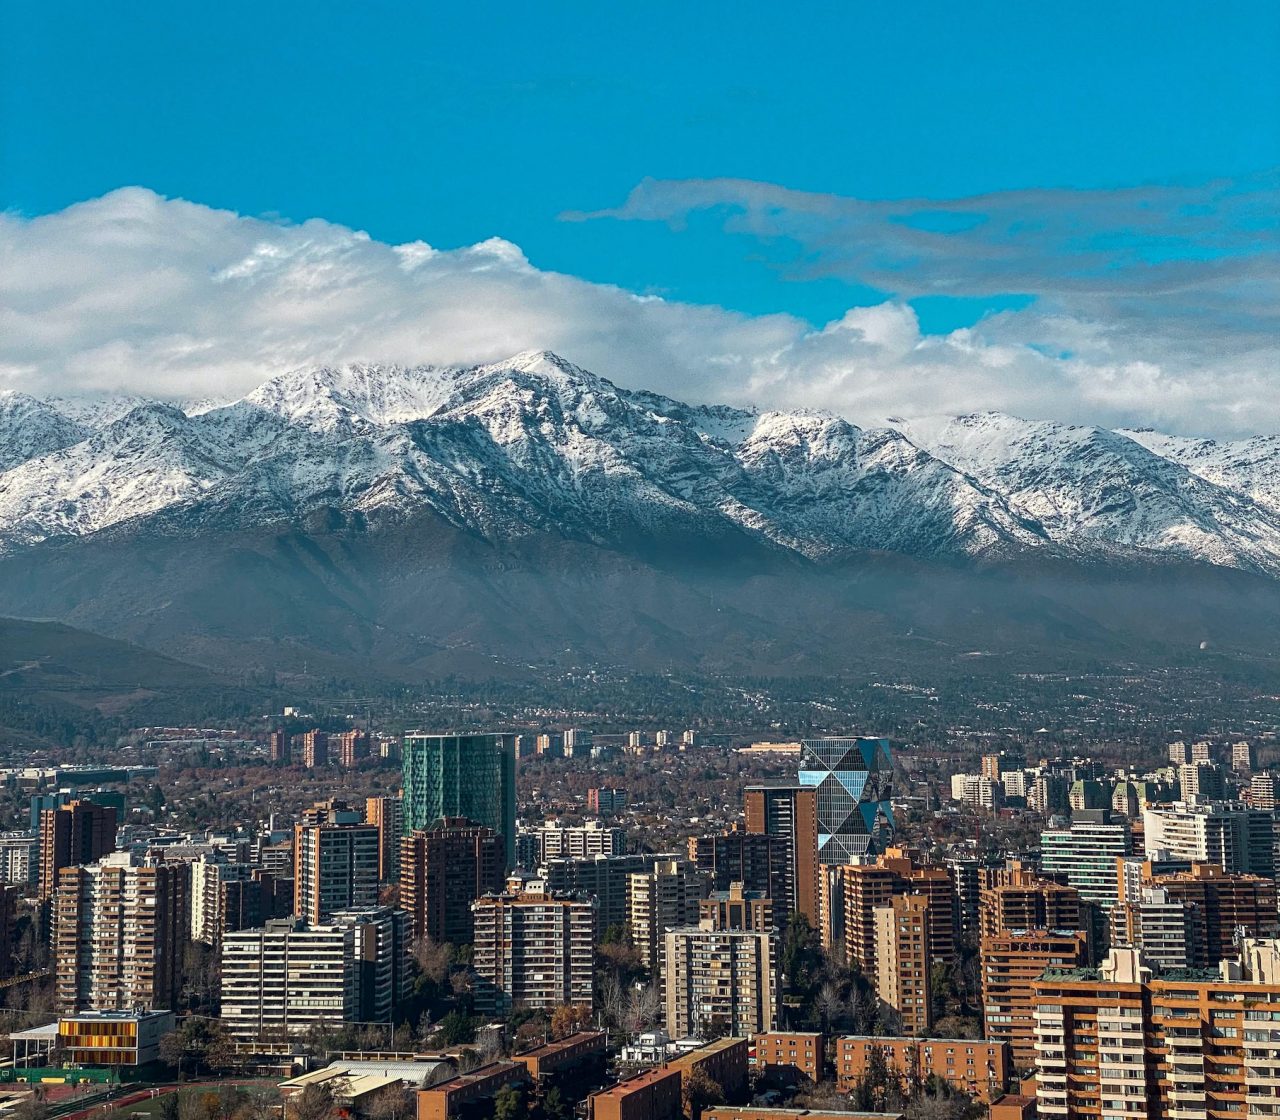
[1,183,1277,437]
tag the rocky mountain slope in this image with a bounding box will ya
[3,353,1280,680]
[4,351,1280,576]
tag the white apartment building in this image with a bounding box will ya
[221,920,356,1040]
[537,819,625,860]
[1143,801,1275,876]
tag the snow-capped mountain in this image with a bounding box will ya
[4,352,1280,578]
[0,392,88,472]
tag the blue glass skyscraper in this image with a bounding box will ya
[402,733,517,867]
[798,737,894,861]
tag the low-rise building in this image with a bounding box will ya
[10,1010,176,1068]
[834,1036,1011,1100]
[513,1030,607,1080]
[752,1032,824,1084]
[704,1110,900,1120]
[588,1066,682,1120]
[665,1036,750,1103]
[415,1062,530,1120]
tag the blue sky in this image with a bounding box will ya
[5,0,1277,328]
[1,2,1278,433]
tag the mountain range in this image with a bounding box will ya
[3,351,1280,680]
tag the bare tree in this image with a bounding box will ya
[623,984,661,1035]
[288,1084,336,1120]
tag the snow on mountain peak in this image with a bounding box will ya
[2,355,1280,576]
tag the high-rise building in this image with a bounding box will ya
[880,849,956,964]
[1029,773,1070,816]
[53,852,188,1012]
[951,774,1004,811]
[1232,740,1257,772]
[1040,810,1132,909]
[700,882,773,931]
[823,863,902,972]
[327,906,410,1024]
[586,787,627,815]
[364,795,405,882]
[874,894,933,1036]
[268,730,289,764]
[1168,739,1214,766]
[538,820,625,860]
[335,730,369,769]
[0,833,36,888]
[979,862,1082,938]
[470,889,596,1015]
[1143,801,1275,875]
[980,929,1090,1070]
[823,852,956,974]
[947,856,982,934]
[1118,886,1204,970]
[293,805,380,923]
[221,874,288,939]
[744,785,820,926]
[688,829,791,928]
[1251,771,1280,810]
[627,859,706,975]
[0,886,15,980]
[301,730,328,769]
[563,729,592,757]
[798,737,894,862]
[537,853,675,930]
[1114,861,1278,965]
[220,919,354,1040]
[400,819,505,945]
[1033,941,1280,1120]
[535,733,562,758]
[190,855,257,946]
[402,733,517,865]
[663,923,777,1038]
[38,799,117,900]
[1178,760,1226,802]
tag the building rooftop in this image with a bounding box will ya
[7,1023,57,1042]
[59,1009,174,1023]
[281,1059,454,1089]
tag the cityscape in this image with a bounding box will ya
[3,4,1276,1120]
[0,716,1277,1120]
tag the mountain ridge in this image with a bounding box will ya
[5,351,1280,577]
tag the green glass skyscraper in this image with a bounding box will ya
[402,733,517,867]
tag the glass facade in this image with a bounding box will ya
[402,733,517,866]
[798,737,895,862]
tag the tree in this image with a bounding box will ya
[623,983,661,1035]
[413,938,452,987]
[549,1003,591,1040]
[160,1017,234,1077]
[540,1086,569,1120]
[434,1010,477,1045]
[237,1087,282,1120]
[493,1085,525,1120]
[156,1094,180,1120]
[288,1084,336,1120]
[681,1068,724,1120]
[365,1088,414,1120]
